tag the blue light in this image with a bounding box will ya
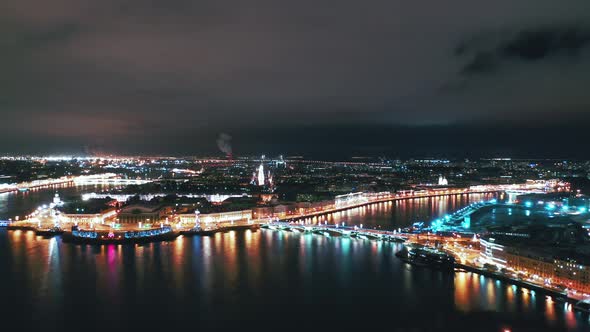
[524,201,533,208]
[489,199,497,204]
[546,203,556,211]
[562,205,569,211]
[579,207,587,213]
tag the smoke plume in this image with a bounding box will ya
[216,133,233,158]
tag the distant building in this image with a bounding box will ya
[117,204,172,224]
[177,210,252,225]
[251,203,300,219]
[252,206,274,219]
[250,162,274,190]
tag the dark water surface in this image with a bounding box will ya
[0,190,587,331]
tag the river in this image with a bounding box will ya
[0,188,587,331]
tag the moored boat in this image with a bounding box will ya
[35,226,64,237]
[396,246,455,271]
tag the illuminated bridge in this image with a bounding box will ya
[1,173,154,193]
[261,221,409,242]
[73,176,152,185]
[504,189,547,204]
[13,178,75,192]
[430,199,499,231]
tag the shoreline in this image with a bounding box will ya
[454,263,572,302]
[395,247,584,307]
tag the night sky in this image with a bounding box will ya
[1,1,590,158]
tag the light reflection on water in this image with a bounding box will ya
[293,193,497,229]
[1,226,588,330]
[0,191,588,330]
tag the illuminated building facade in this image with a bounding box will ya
[480,236,590,293]
[60,209,117,225]
[117,204,171,224]
[554,258,590,292]
[177,210,252,224]
[479,237,507,267]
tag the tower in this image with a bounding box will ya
[257,164,265,186]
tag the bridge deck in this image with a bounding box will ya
[263,221,409,241]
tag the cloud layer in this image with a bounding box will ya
[1,0,589,156]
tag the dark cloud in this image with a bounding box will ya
[460,24,590,74]
[504,26,590,59]
[461,52,497,74]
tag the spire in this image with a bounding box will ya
[257,164,265,186]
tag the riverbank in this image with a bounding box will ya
[395,248,582,306]
[455,263,573,301]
